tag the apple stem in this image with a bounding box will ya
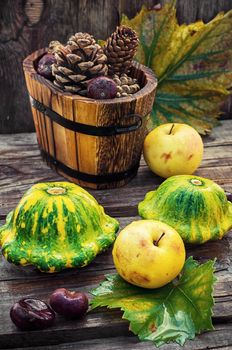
[169,124,175,135]
[154,232,165,246]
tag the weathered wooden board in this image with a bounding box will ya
[1,0,232,133]
[0,121,232,219]
[0,121,232,349]
[0,226,232,349]
[0,227,231,349]
[11,323,232,350]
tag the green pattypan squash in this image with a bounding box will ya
[138,175,232,244]
[0,182,119,272]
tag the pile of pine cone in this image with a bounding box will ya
[37,26,140,99]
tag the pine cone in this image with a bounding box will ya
[112,73,140,97]
[104,26,139,76]
[48,41,63,54]
[51,33,108,95]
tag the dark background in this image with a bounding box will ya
[0,0,232,134]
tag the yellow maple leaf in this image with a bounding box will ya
[121,1,232,134]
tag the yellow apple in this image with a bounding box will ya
[143,123,204,178]
[112,220,186,289]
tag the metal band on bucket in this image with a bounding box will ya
[41,149,140,184]
[30,96,143,136]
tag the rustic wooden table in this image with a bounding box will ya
[0,120,232,350]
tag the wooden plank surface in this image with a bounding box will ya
[0,121,232,218]
[0,229,232,349]
[0,120,232,349]
[1,0,232,133]
[10,323,232,350]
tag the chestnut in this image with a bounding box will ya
[87,76,117,99]
[49,288,89,318]
[10,298,55,330]
[37,53,56,79]
[226,191,232,202]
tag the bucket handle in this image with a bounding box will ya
[30,96,144,136]
[114,114,142,134]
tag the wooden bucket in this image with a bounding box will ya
[23,49,157,189]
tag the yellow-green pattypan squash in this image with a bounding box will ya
[138,175,232,244]
[0,182,119,272]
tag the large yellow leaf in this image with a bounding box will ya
[121,1,232,134]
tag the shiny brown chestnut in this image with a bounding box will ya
[10,298,55,330]
[226,191,232,202]
[37,53,56,79]
[87,76,117,99]
[49,288,89,318]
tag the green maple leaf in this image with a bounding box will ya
[121,1,232,134]
[90,257,216,347]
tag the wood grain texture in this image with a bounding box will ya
[0,121,232,348]
[0,121,232,218]
[0,0,119,133]
[0,218,232,348]
[23,49,157,189]
[9,324,232,350]
[0,0,232,133]
[0,268,231,349]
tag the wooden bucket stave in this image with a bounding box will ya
[23,48,157,189]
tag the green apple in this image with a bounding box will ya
[112,220,186,289]
[143,123,204,178]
